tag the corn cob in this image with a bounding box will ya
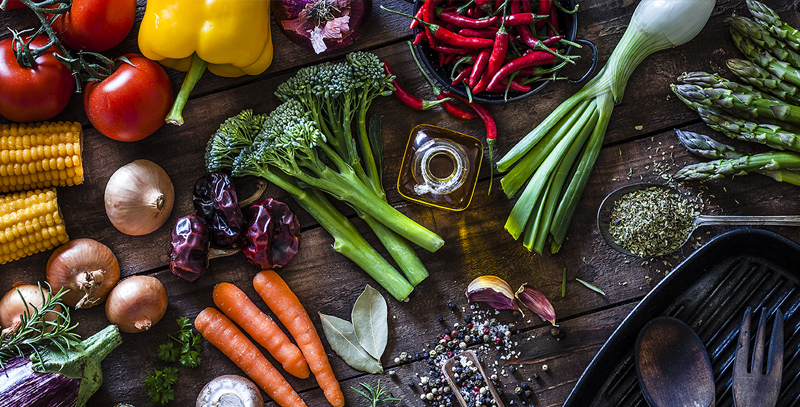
[0,188,69,265]
[0,122,84,193]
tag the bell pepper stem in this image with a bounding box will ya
[166,53,208,126]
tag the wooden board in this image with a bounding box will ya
[2,0,800,406]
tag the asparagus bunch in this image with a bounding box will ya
[671,83,800,129]
[729,15,800,70]
[674,129,800,185]
[747,0,800,51]
[726,59,800,105]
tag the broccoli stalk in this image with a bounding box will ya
[206,109,414,300]
[274,52,431,285]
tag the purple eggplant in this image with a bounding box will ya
[0,325,121,407]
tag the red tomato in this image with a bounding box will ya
[51,0,136,52]
[0,36,74,123]
[84,54,174,142]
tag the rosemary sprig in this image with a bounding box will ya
[352,380,402,407]
[0,283,79,370]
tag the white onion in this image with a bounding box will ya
[105,275,168,333]
[105,159,175,236]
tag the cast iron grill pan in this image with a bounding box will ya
[563,228,800,407]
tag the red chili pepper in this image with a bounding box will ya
[473,26,509,94]
[538,0,552,14]
[431,45,476,55]
[384,62,450,111]
[458,27,499,39]
[437,9,499,28]
[438,94,478,120]
[469,49,491,88]
[411,6,425,30]
[421,0,437,47]
[474,0,493,13]
[542,34,564,47]
[486,51,556,90]
[442,53,456,65]
[486,78,532,92]
[441,89,497,192]
[413,31,427,46]
[503,13,547,26]
[452,66,473,85]
[385,7,496,49]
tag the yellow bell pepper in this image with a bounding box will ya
[138,0,273,126]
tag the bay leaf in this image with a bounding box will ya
[318,312,383,374]
[351,284,388,360]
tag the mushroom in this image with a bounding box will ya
[196,375,263,407]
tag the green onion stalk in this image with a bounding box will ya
[497,0,716,254]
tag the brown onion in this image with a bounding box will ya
[105,159,175,236]
[46,238,121,309]
[105,275,168,333]
[0,284,61,338]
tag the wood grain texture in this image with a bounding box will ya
[2,0,800,406]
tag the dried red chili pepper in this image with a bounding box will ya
[385,61,450,111]
[473,26,509,94]
[486,50,556,90]
[437,9,499,28]
[469,49,491,88]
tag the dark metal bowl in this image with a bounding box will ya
[412,0,597,104]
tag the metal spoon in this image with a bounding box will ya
[635,317,715,407]
[597,183,800,256]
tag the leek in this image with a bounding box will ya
[498,0,716,254]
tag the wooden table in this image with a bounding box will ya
[2,0,799,405]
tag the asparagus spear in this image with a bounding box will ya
[730,29,800,87]
[729,16,800,70]
[696,106,800,152]
[675,151,800,182]
[675,129,800,185]
[671,83,800,128]
[675,129,745,159]
[747,0,800,51]
[677,71,755,92]
[726,59,800,105]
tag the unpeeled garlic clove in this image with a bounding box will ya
[466,276,522,314]
[515,283,556,325]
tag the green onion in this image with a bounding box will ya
[497,0,716,253]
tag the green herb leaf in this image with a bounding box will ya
[561,268,567,297]
[319,313,383,374]
[157,342,178,363]
[144,367,179,406]
[352,380,402,406]
[351,285,388,361]
[576,278,606,296]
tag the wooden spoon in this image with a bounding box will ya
[635,317,715,407]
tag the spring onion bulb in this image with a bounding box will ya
[497,0,716,254]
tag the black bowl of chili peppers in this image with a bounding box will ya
[410,0,596,104]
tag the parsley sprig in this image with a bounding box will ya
[144,317,203,405]
[156,316,203,367]
[143,366,179,406]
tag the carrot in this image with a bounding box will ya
[213,282,310,379]
[253,270,345,407]
[194,308,308,407]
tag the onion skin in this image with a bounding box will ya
[105,159,175,236]
[105,275,168,333]
[0,284,61,338]
[46,239,121,309]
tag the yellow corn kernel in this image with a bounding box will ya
[0,188,68,265]
[0,122,84,193]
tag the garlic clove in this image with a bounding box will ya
[515,283,556,325]
[465,276,522,314]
